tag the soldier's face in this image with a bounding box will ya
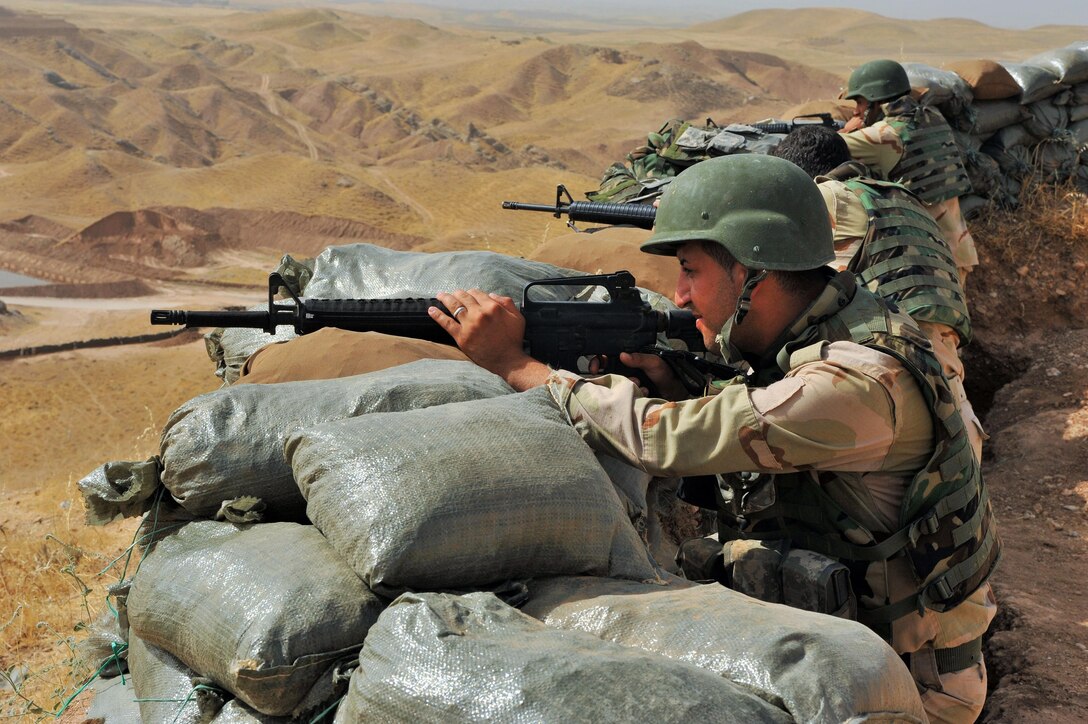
[674,242,739,350]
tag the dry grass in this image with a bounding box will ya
[973,178,1088,256]
[1,488,138,720]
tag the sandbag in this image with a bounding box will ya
[519,575,698,620]
[527,225,678,299]
[981,139,1033,179]
[1034,136,1081,182]
[237,328,467,384]
[160,359,512,520]
[128,634,225,724]
[949,59,1022,100]
[969,99,1030,135]
[206,308,299,385]
[1073,118,1088,147]
[535,584,927,724]
[1023,98,1070,140]
[959,194,991,220]
[213,700,289,723]
[1075,82,1088,106]
[987,123,1035,152]
[1071,104,1088,123]
[287,388,660,597]
[963,148,1004,199]
[85,674,141,723]
[303,242,587,300]
[903,62,973,114]
[1026,43,1088,86]
[1001,62,1066,104]
[128,521,381,717]
[334,592,793,723]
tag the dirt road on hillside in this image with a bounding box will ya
[259,74,319,161]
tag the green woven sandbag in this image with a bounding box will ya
[535,583,928,724]
[159,360,513,521]
[288,388,661,597]
[127,521,383,717]
[334,592,793,723]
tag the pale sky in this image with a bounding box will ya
[374,0,1088,31]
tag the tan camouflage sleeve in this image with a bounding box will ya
[546,342,931,480]
[816,179,867,271]
[841,122,904,180]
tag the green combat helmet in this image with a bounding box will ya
[843,59,911,103]
[641,154,833,271]
[642,155,833,359]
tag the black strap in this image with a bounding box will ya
[934,636,984,673]
[902,637,983,675]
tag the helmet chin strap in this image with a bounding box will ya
[716,268,767,364]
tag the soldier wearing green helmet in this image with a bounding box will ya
[841,59,980,289]
[431,154,999,724]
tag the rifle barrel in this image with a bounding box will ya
[501,201,562,214]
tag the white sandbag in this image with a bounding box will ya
[1026,43,1088,86]
[536,584,927,724]
[127,521,383,717]
[334,591,794,723]
[1001,62,1066,104]
[288,388,661,597]
[159,360,512,520]
[303,242,587,300]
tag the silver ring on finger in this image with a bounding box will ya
[452,306,467,319]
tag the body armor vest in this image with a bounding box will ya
[882,97,972,205]
[716,276,999,634]
[841,172,973,344]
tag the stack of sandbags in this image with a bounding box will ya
[206,243,589,384]
[78,358,689,720]
[936,45,1088,214]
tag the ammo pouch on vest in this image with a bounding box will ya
[677,536,857,619]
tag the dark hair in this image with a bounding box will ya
[771,126,850,179]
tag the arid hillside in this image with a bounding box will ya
[1,3,1087,723]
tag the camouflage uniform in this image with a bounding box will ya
[817,164,986,462]
[842,96,979,287]
[545,271,998,724]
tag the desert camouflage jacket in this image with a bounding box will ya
[546,271,998,652]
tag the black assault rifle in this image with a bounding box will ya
[502,185,657,232]
[745,112,845,135]
[151,270,735,394]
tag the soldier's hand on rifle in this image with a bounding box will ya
[617,352,690,401]
[430,290,551,391]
